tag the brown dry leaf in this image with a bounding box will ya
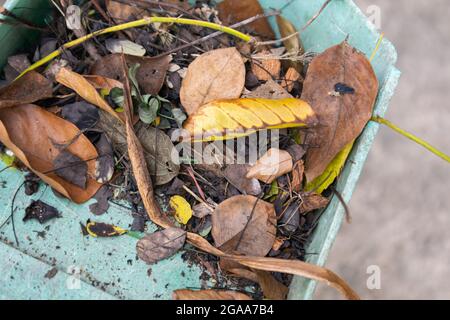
[0,72,53,109]
[300,193,329,214]
[247,148,293,184]
[183,98,317,141]
[173,289,252,300]
[186,232,360,300]
[282,67,302,92]
[97,111,179,185]
[223,164,261,196]
[90,54,170,95]
[212,195,276,257]
[243,79,292,99]
[276,15,305,71]
[291,160,304,192]
[84,75,123,91]
[136,227,186,264]
[180,47,245,115]
[217,0,275,39]
[251,52,281,81]
[56,67,123,122]
[0,104,101,203]
[119,53,172,228]
[106,0,147,22]
[253,269,288,300]
[227,268,287,300]
[302,41,379,182]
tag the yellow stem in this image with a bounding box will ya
[15,17,254,80]
[372,116,450,164]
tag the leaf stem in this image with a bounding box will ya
[371,116,450,164]
[15,17,254,81]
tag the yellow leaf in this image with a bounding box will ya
[86,221,127,238]
[183,98,317,142]
[170,195,193,225]
[305,141,354,194]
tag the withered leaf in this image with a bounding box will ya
[94,133,114,184]
[106,0,148,22]
[251,52,281,81]
[24,200,60,224]
[223,164,261,196]
[0,71,53,109]
[218,0,275,39]
[90,54,170,95]
[0,104,101,203]
[136,227,186,264]
[173,289,252,300]
[253,269,288,300]
[301,41,379,182]
[180,47,245,115]
[86,221,127,237]
[212,195,276,257]
[61,101,99,130]
[89,185,112,216]
[53,150,88,189]
[300,193,329,213]
[279,203,300,234]
[56,67,123,122]
[97,111,179,185]
[276,15,305,71]
[243,79,292,99]
[246,148,293,184]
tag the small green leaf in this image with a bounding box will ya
[171,108,187,128]
[139,97,160,124]
[110,87,124,107]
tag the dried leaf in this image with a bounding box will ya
[251,52,281,81]
[282,67,302,92]
[90,54,170,95]
[56,68,123,122]
[61,101,99,130]
[106,0,148,22]
[279,203,300,234]
[212,195,276,257]
[180,47,245,115]
[192,202,213,219]
[186,232,360,300]
[247,148,293,184]
[23,200,60,224]
[136,227,186,264]
[94,133,114,184]
[301,41,379,182]
[105,39,146,56]
[183,98,317,141]
[169,195,193,225]
[300,193,329,214]
[223,164,261,196]
[86,221,127,237]
[253,269,288,300]
[243,79,292,99]
[0,105,101,203]
[53,150,87,189]
[218,0,275,39]
[305,141,354,194]
[291,160,304,192]
[97,111,179,185]
[173,289,252,300]
[0,71,53,109]
[276,15,304,71]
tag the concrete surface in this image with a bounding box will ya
[315,0,450,300]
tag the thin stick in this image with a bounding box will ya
[182,185,214,212]
[153,11,280,59]
[258,0,333,46]
[372,116,450,164]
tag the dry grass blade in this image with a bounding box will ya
[118,53,172,228]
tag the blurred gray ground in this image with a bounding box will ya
[315,0,450,300]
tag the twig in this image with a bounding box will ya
[182,185,214,212]
[0,6,48,31]
[257,0,333,46]
[372,116,450,164]
[153,11,280,59]
[114,0,198,19]
[186,166,207,202]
